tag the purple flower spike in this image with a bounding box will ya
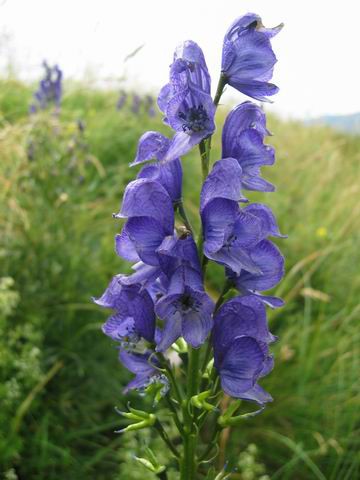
[221,13,283,102]
[155,285,214,351]
[222,102,277,192]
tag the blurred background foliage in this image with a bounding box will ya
[0,78,359,479]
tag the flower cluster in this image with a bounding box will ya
[95,12,283,411]
[30,61,63,114]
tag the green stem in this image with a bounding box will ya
[187,346,201,398]
[154,420,180,458]
[214,73,227,107]
[165,396,185,436]
[177,200,194,234]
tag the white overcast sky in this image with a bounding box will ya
[0,0,359,119]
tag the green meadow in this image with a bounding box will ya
[0,79,359,479]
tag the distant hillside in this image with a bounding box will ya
[308,112,360,134]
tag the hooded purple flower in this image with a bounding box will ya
[221,13,283,102]
[158,41,215,161]
[213,295,274,404]
[222,102,275,192]
[155,270,214,351]
[130,131,183,203]
[119,350,169,394]
[93,275,155,344]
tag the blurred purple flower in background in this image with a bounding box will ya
[30,60,63,113]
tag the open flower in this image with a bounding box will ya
[155,282,214,351]
[221,13,283,101]
[93,276,155,344]
[158,41,216,161]
[213,295,275,404]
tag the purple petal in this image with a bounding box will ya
[116,179,174,234]
[220,336,265,396]
[138,158,182,203]
[235,239,285,291]
[115,229,140,262]
[162,131,205,163]
[243,203,286,238]
[214,295,274,366]
[254,294,284,308]
[93,275,123,309]
[119,350,155,375]
[102,315,135,341]
[165,87,215,137]
[172,40,211,93]
[231,129,275,169]
[200,158,246,212]
[155,304,183,352]
[228,79,279,102]
[222,102,270,159]
[232,209,262,248]
[120,263,161,287]
[157,83,172,113]
[242,171,275,192]
[206,244,260,275]
[181,290,214,348]
[130,131,170,166]
[238,383,273,404]
[125,217,167,266]
[157,234,201,274]
[202,198,239,254]
[167,265,204,294]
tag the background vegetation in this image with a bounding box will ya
[0,78,359,479]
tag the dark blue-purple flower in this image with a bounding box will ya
[201,198,263,274]
[93,276,155,344]
[158,41,215,161]
[213,295,274,404]
[221,13,283,101]
[155,274,214,351]
[222,102,275,192]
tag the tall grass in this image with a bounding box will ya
[0,80,359,479]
